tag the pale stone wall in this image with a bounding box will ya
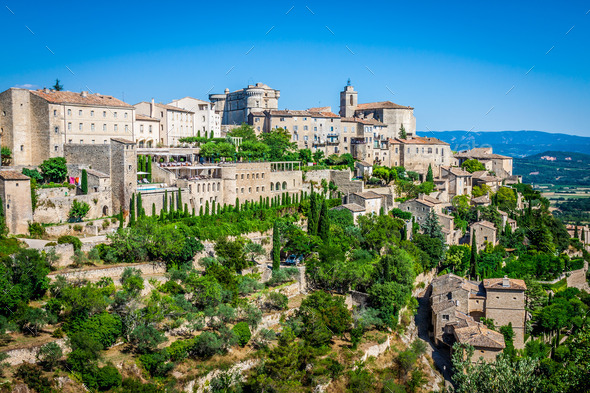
[485,289,526,349]
[48,261,166,282]
[33,188,111,224]
[2,338,69,366]
[0,176,33,234]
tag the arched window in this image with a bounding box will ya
[271,183,274,191]
[282,181,287,190]
[275,182,280,191]
[197,184,200,192]
[349,95,353,105]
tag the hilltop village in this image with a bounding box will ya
[0,82,588,392]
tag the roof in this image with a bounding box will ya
[483,277,527,291]
[356,101,414,110]
[453,324,505,349]
[264,109,339,119]
[307,106,331,112]
[339,203,366,213]
[136,114,160,122]
[0,170,30,180]
[352,191,383,200]
[442,166,471,177]
[135,101,194,113]
[431,274,483,298]
[432,300,456,313]
[455,148,511,160]
[85,169,109,178]
[421,195,443,204]
[471,171,488,178]
[110,137,135,145]
[472,220,496,230]
[389,136,449,145]
[471,195,490,204]
[31,89,132,108]
[403,198,435,208]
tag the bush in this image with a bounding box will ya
[69,200,90,222]
[263,292,289,311]
[36,341,63,370]
[139,351,174,378]
[57,235,82,251]
[14,363,53,393]
[96,364,122,391]
[129,324,167,354]
[189,331,223,358]
[121,378,165,393]
[232,321,252,347]
[28,222,46,238]
[167,339,191,362]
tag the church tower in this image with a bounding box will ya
[339,79,358,118]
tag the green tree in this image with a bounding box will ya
[68,199,90,222]
[52,78,63,91]
[129,193,136,226]
[80,169,88,194]
[399,124,407,139]
[259,128,297,161]
[232,321,252,347]
[470,233,478,279]
[36,341,63,371]
[318,199,330,243]
[461,159,486,173]
[39,157,67,183]
[272,221,280,271]
[426,164,434,182]
[421,210,444,243]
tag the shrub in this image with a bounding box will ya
[14,363,53,393]
[28,222,46,238]
[69,200,90,222]
[251,328,276,350]
[129,324,167,354]
[232,321,252,347]
[139,351,174,378]
[189,331,223,358]
[73,224,83,232]
[167,339,191,362]
[36,341,63,370]
[263,292,288,311]
[57,235,82,251]
[96,364,122,391]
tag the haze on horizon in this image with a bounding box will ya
[1,0,589,136]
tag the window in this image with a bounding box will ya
[103,111,106,117]
[304,125,308,131]
[53,110,57,116]
[54,126,59,134]
[125,125,129,132]
[68,122,72,131]
[249,187,252,193]
[149,125,152,133]
[114,112,117,118]
[442,314,449,321]
[67,109,71,116]
[261,173,264,179]
[114,124,118,132]
[79,123,83,131]
[78,110,82,116]
[90,110,94,117]
[124,112,128,119]
[92,139,95,144]
[68,139,72,143]
[80,139,83,144]
[241,188,244,194]
[91,123,95,131]
[255,118,260,123]
[20,145,24,151]
[140,125,144,132]
[54,146,58,152]
[280,118,285,122]
[103,124,107,131]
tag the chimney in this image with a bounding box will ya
[150,98,155,118]
[81,91,88,98]
[502,276,510,288]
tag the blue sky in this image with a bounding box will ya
[2,1,589,136]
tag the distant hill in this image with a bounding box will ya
[513,151,590,186]
[424,130,590,158]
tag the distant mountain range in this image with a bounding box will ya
[423,130,590,158]
[511,150,590,186]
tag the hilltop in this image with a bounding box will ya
[513,150,590,186]
[426,130,590,157]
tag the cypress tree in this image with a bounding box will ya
[137,193,143,218]
[163,190,168,214]
[209,130,214,139]
[235,197,240,212]
[426,164,434,183]
[152,203,156,217]
[402,223,408,241]
[318,200,330,243]
[129,193,136,226]
[177,188,182,212]
[272,220,280,271]
[574,223,579,239]
[259,196,263,209]
[266,196,270,209]
[192,207,195,216]
[379,206,385,216]
[118,207,123,230]
[582,228,586,244]
[146,156,152,182]
[184,203,188,217]
[81,169,88,194]
[169,195,174,216]
[211,200,216,215]
[205,200,210,216]
[160,207,165,221]
[199,205,203,216]
[470,233,478,279]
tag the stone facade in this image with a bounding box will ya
[0,88,134,166]
[470,221,497,251]
[135,100,194,146]
[0,170,33,234]
[483,277,527,349]
[168,97,221,138]
[454,147,513,179]
[210,83,280,127]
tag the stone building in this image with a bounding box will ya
[339,83,416,138]
[441,166,472,197]
[388,136,453,177]
[135,114,160,148]
[0,88,134,166]
[398,196,443,224]
[210,83,280,128]
[566,224,589,245]
[470,220,497,251]
[0,170,33,234]
[168,97,221,138]
[135,99,195,147]
[454,147,513,179]
[430,273,527,360]
[64,138,137,215]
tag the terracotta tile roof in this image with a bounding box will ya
[356,101,414,110]
[472,220,496,230]
[390,136,449,145]
[337,203,366,213]
[266,109,339,118]
[307,106,331,112]
[352,191,383,200]
[136,114,160,122]
[0,170,30,180]
[31,89,133,108]
[453,324,505,349]
[455,148,511,160]
[483,277,526,291]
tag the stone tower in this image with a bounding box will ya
[339,81,358,118]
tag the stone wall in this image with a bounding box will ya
[48,261,166,282]
[346,290,370,309]
[33,187,112,224]
[2,339,69,366]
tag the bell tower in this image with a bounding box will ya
[339,79,358,118]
